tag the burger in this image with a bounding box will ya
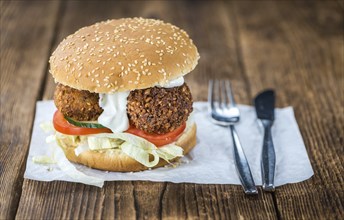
[49,18,199,172]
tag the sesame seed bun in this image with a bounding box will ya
[57,123,196,172]
[49,18,199,93]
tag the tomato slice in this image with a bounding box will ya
[126,123,186,147]
[53,111,112,135]
[53,110,186,146]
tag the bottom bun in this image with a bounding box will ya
[57,123,197,172]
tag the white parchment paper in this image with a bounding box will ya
[24,101,314,187]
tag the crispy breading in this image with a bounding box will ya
[127,83,193,134]
[54,84,103,121]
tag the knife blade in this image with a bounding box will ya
[254,90,276,191]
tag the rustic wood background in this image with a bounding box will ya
[1,0,343,219]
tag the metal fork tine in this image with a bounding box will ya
[220,80,227,109]
[208,79,257,195]
[208,80,215,110]
[225,80,236,106]
[214,79,220,108]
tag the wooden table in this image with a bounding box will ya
[1,1,343,219]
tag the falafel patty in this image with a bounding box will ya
[127,83,193,134]
[54,84,103,121]
[54,83,193,134]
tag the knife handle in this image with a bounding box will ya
[261,120,276,191]
[229,125,258,195]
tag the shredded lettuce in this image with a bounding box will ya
[74,143,90,156]
[88,136,113,149]
[32,155,56,164]
[121,142,160,167]
[39,122,54,133]
[54,129,186,169]
[91,132,167,167]
[35,115,195,188]
[46,135,56,144]
[43,131,104,187]
[54,143,104,187]
[66,132,184,167]
[55,132,79,148]
[156,144,184,161]
[87,136,124,150]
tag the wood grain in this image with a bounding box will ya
[232,1,344,219]
[16,1,277,219]
[3,0,342,219]
[0,1,60,219]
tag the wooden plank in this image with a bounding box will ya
[17,1,161,219]
[17,1,277,219]
[0,1,60,219]
[233,1,343,219]
[159,2,276,219]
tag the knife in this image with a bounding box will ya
[254,90,276,191]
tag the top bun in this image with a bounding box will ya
[49,18,199,93]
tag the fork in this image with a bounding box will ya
[208,80,258,194]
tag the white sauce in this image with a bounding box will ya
[97,77,184,132]
[158,77,184,88]
[98,92,130,133]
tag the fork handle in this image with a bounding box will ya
[229,125,258,195]
[261,120,276,191]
